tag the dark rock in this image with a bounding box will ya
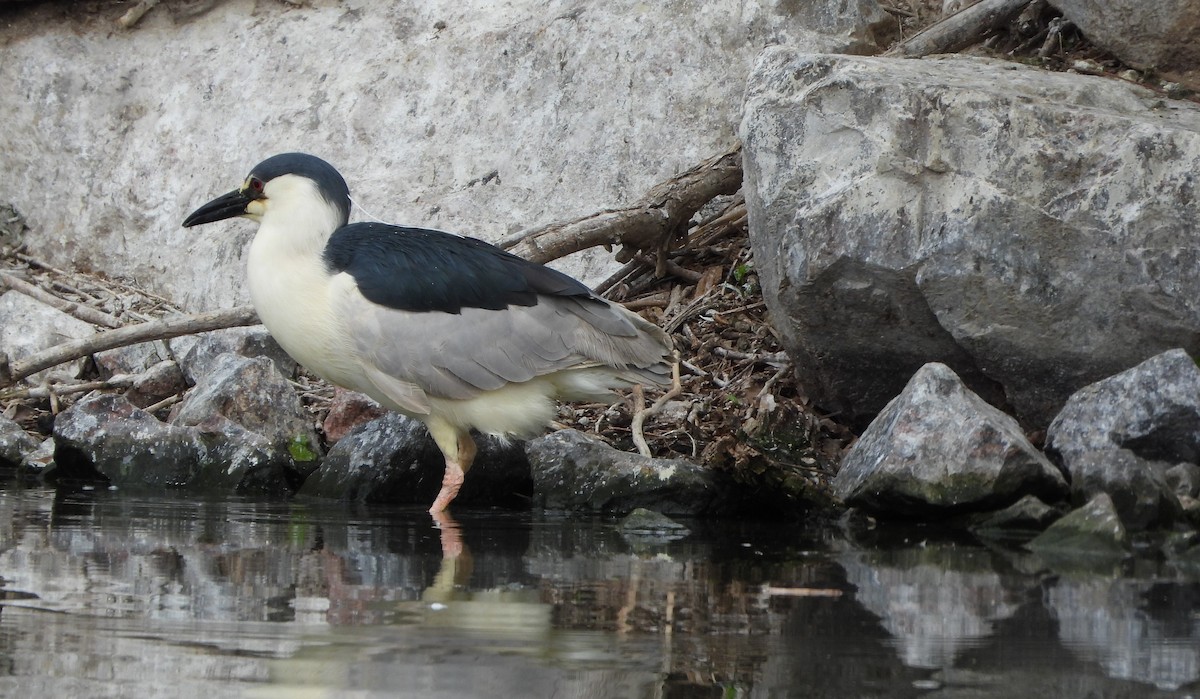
[969,495,1062,537]
[527,429,735,515]
[300,412,531,507]
[618,508,691,548]
[1181,496,1200,529]
[618,508,690,535]
[51,393,293,495]
[1166,462,1200,498]
[171,327,297,384]
[188,415,298,496]
[1067,450,1181,530]
[0,416,39,468]
[1027,493,1130,558]
[171,353,320,477]
[122,359,188,409]
[833,363,1067,517]
[322,388,386,443]
[1046,348,1198,529]
[742,52,1200,430]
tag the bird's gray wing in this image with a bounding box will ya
[337,287,672,402]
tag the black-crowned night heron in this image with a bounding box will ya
[183,153,674,513]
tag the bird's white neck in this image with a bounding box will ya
[244,176,347,373]
[251,175,345,259]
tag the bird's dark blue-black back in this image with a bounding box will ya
[323,223,596,313]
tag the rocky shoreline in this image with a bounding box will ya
[2,0,1199,569]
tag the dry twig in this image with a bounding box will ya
[117,0,160,29]
[631,359,682,457]
[500,145,743,265]
[885,0,1030,57]
[0,305,259,387]
[0,270,123,329]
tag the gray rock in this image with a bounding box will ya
[833,363,1068,517]
[1166,462,1200,498]
[618,508,691,536]
[527,429,734,515]
[171,352,320,476]
[1048,0,1200,90]
[1027,493,1131,558]
[0,290,96,383]
[1046,349,1198,529]
[122,359,188,409]
[1047,350,1200,462]
[171,327,296,384]
[1065,450,1181,530]
[23,437,54,474]
[52,393,293,494]
[741,51,1200,430]
[618,508,691,547]
[187,415,302,496]
[0,1,892,309]
[94,340,170,378]
[0,415,39,468]
[300,412,530,507]
[969,495,1062,536]
[1183,495,1200,529]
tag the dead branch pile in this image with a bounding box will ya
[548,194,854,502]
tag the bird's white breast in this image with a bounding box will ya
[246,220,362,388]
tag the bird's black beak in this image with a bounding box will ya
[182,188,255,227]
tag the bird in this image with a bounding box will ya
[183,153,675,513]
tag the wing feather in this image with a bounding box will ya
[337,290,672,402]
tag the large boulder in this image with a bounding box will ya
[1048,0,1200,91]
[741,51,1200,430]
[833,363,1067,517]
[0,0,893,308]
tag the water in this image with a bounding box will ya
[0,485,1196,698]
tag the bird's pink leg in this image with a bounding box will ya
[430,509,464,558]
[429,431,477,514]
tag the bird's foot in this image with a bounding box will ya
[428,461,466,514]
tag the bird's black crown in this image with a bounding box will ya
[251,153,351,226]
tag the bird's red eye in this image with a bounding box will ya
[248,177,264,192]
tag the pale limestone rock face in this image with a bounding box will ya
[741,50,1200,429]
[0,0,892,311]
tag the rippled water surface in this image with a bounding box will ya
[0,484,1198,698]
